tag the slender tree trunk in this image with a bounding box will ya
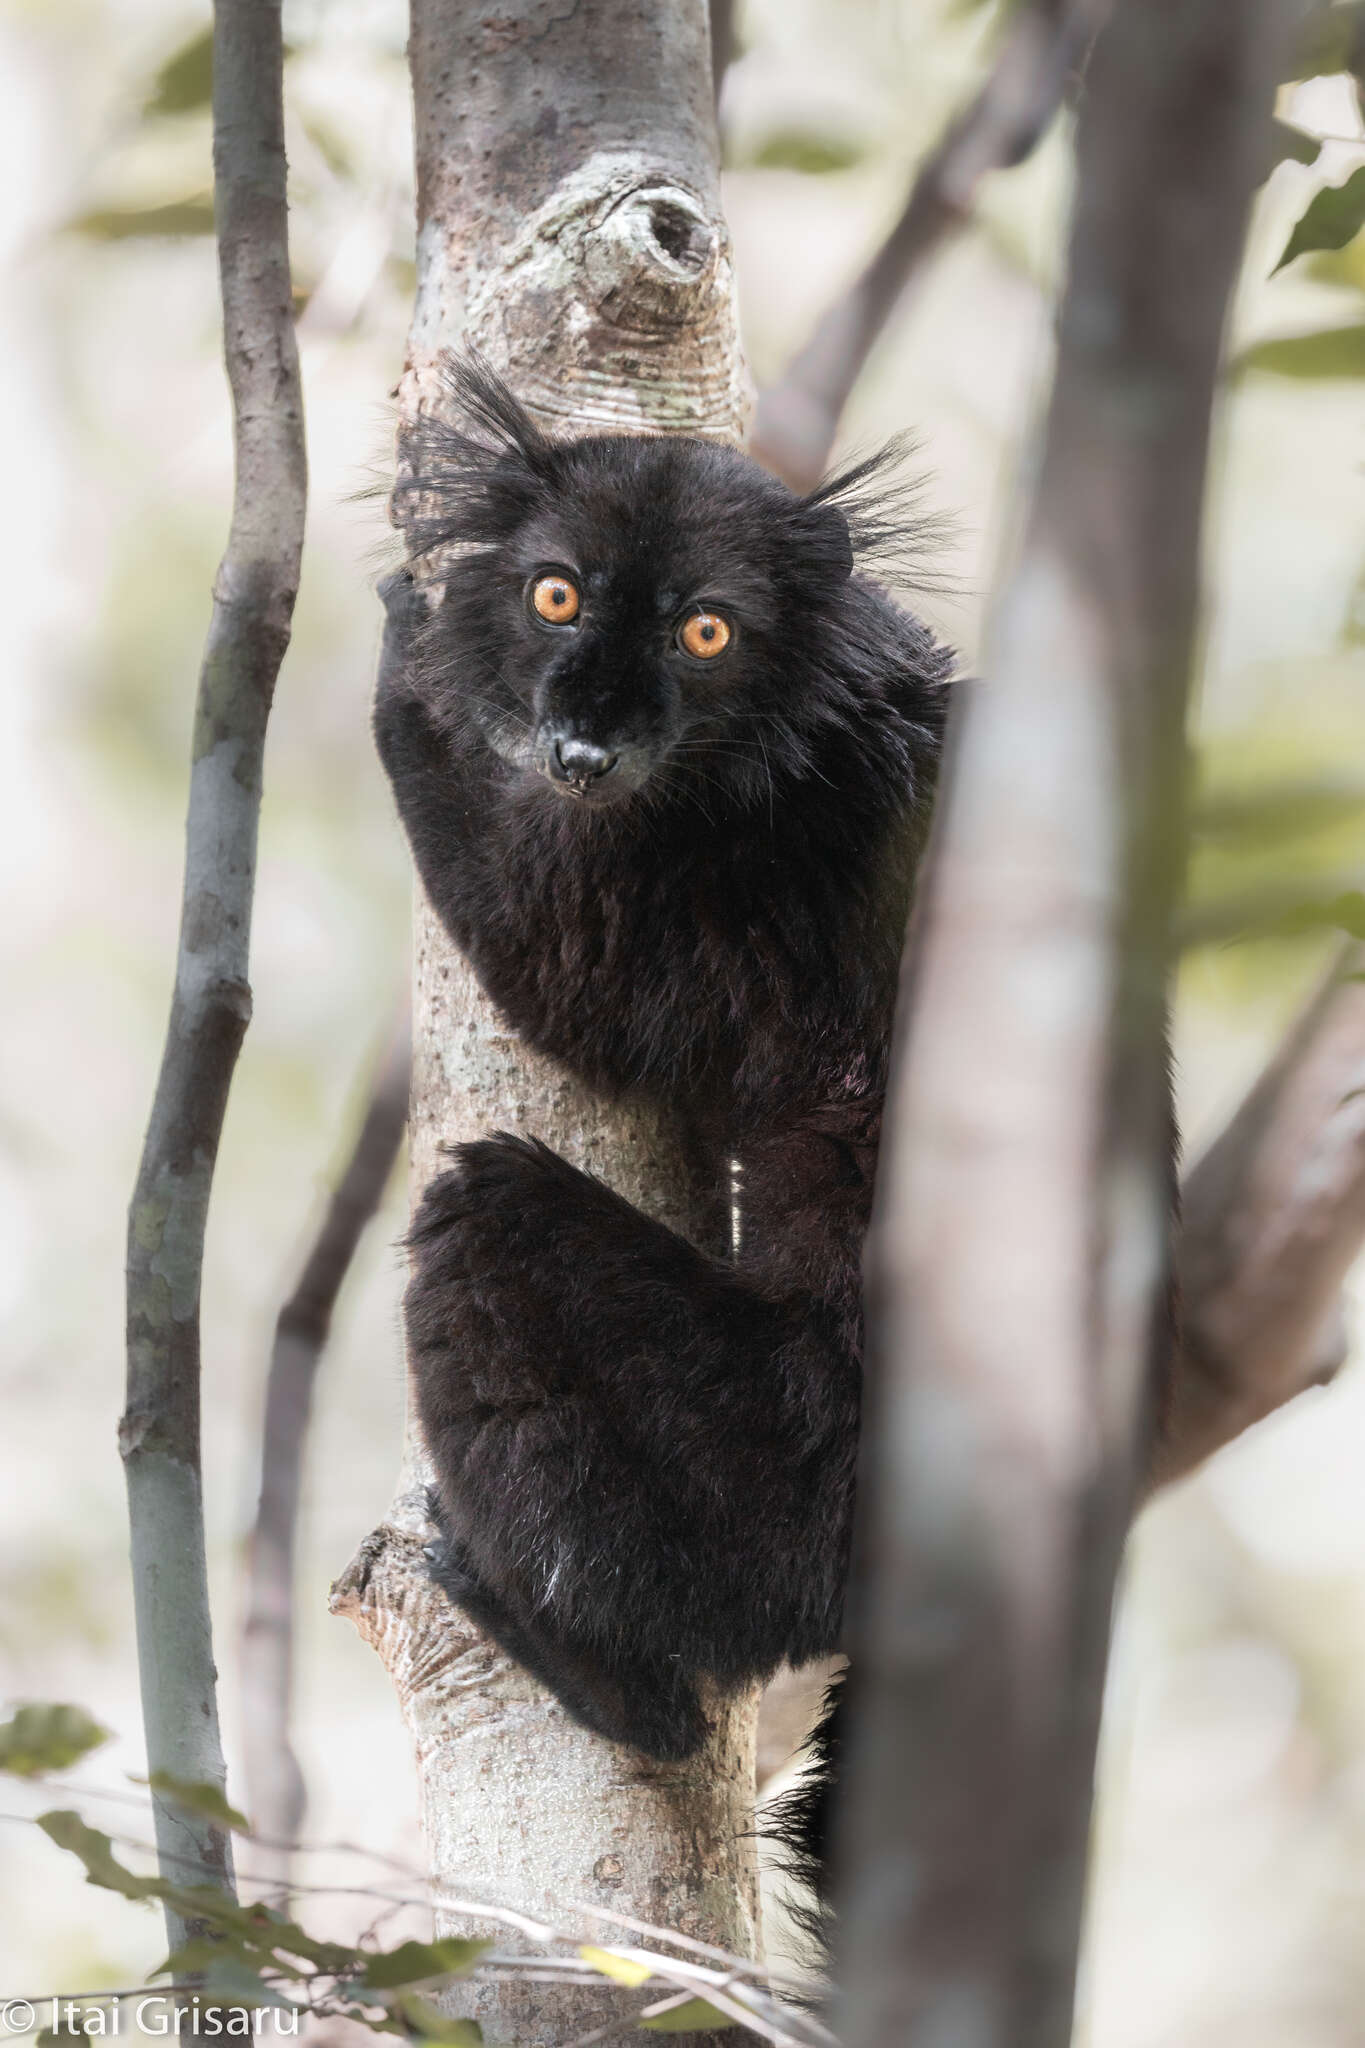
[330,9,757,2043]
[122,0,305,1956]
[839,1,1301,2043]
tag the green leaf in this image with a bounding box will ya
[745,129,866,174]
[580,1945,654,1989]
[66,199,215,240]
[143,28,213,116]
[0,1704,110,1776]
[159,1936,275,1976]
[300,112,358,181]
[386,1993,482,2043]
[39,1809,357,1981]
[37,1810,157,1900]
[146,1770,251,1834]
[141,28,297,119]
[362,1938,490,1991]
[1269,118,1322,168]
[191,1962,295,2011]
[163,1904,356,1975]
[1274,164,1365,272]
[640,1997,736,2032]
[1234,325,1365,379]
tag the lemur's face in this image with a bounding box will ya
[400,360,859,812]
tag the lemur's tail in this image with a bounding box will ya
[761,1672,845,1969]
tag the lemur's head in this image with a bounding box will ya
[398,356,941,812]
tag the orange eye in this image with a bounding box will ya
[679,610,732,659]
[531,573,580,624]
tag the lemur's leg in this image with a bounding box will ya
[421,1491,710,1760]
[406,1131,863,1760]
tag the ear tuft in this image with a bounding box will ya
[789,496,854,584]
[393,353,556,562]
[436,353,554,469]
[801,437,957,597]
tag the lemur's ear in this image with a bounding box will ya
[789,495,855,584]
[800,438,954,596]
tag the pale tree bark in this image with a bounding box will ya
[122,0,305,1955]
[840,3,1303,2046]
[329,8,758,2044]
[241,1007,408,1893]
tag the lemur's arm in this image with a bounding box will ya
[371,571,487,947]
[405,1094,870,1760]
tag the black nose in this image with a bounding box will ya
[550,738,619,788]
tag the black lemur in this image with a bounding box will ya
[373,357,951,1894]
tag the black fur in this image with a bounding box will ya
[763,1678,846,1945]
[374,358,952,1895]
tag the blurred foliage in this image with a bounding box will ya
[733,127,869,173]
[23,1777,741,2040]
[61,21,406,320]
[38,1798,491,2032]
[1291,1,1365,85]
[142,26,212,119]
[145,1771,250,1833]
[68,198,214,239]
[1186,723,1365,948]
[1234,323,1365,376]
[641,1998,735,2032]
[1274,162,1365,270]
[0,1705,109,1778]
[0,1708,766,2039]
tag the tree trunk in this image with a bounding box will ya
[839,0,1301,2043]
[122,0,305,1957]
[330,8,758,2043]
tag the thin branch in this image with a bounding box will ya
[750,0,1104,492]
[121,0,306,1955]
[1152,943,1365,1489]
[843,2,1298,2043]
[240,1006,409,1891]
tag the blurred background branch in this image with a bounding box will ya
[1159,944,1365,1489]
[750,0,1104,491]
[240,1002,408,1898]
